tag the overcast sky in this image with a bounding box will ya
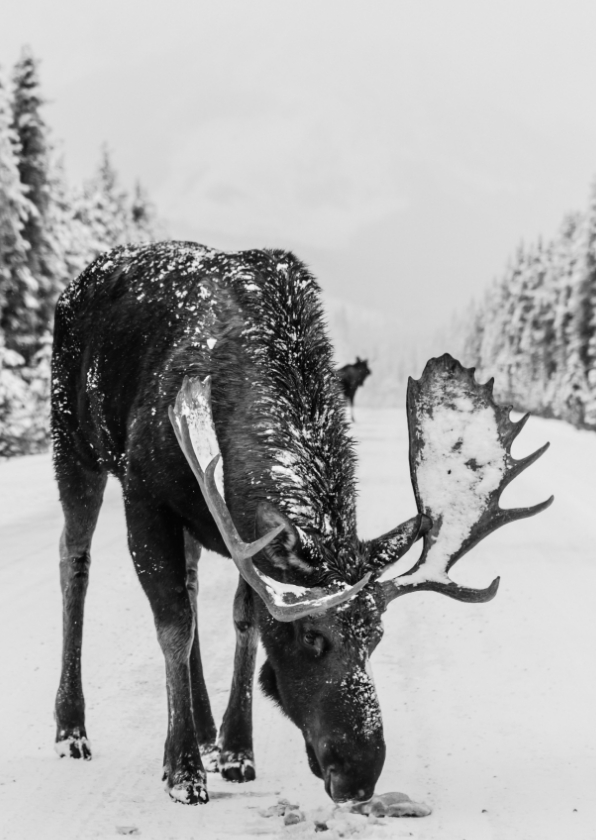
[3,0,596,338]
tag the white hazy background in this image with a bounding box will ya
[3,0,596,400]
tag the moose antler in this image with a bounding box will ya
[169,376,371,622]
[381,354,553,605]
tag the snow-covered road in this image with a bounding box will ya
[1,409,594,840]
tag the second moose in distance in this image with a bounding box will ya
[337,356,371,421]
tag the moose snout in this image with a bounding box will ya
[325,766,376,804]
[315,736,385,803]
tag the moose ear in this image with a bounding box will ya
[255,502,313,576]
[356,355,361,363]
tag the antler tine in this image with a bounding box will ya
[498,441,551,491]
[382,574,500,604]
[503,411,530,446]
[491,494,554,529]
[442,491,554,574]
[201,454,372,615]
[365,514,431,581]
[202,452,287,561]
[169,379,371,622]
[381,354,553,606]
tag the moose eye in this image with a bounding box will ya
[302,630,326,656]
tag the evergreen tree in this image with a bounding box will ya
[46,154,95,285]
[0,329,51,457]
[459,299,484,368]
[548,214,580,419]
[520,242,557,414]
[558,182,596,426]
[78,147,132,252]
[0,48,166,458]
[459,182,596,430]
[130,180,159,241]
[583,182,596,425]
[486,245,527,401]
[0,66,36,355]
[74,150,164,257]
[10,47,56,357]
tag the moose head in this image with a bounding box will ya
[353,356,371,384]
[170,354,552,803]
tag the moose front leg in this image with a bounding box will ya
[183,531,218,771]
[55,464,107,760]
[218,575,258,782]
[126,501,208,804]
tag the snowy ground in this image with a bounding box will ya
[1,408,595,840]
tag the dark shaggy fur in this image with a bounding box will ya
[53,242,358,575]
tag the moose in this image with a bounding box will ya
[52,241,552,808]
[337,357,371,421]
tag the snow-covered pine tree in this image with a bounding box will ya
[46,154,97,285]
[1,53,167,458]
[463,241,555,415]
[509,246,535,404]
[0,328,50,457]
[10,47,60,359]
[475,270,511,391]
[77,147,133,252]
[130,180,162,242]
[459,179,596,430]
[514,241,555,414]
[458,299,484,367]
[559,181,596,427]
[547,214,581,419]
[584,187,596,425]
[487,245,527,402]
[0,66,37,356]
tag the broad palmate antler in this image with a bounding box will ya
[168,376,370,622]
[380,354,553,605]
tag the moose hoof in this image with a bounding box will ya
[200,743,220,773]
[219,750,256,783]
[55,728,92,760]
[165,772,209,805]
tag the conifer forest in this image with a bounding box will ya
[0,48,162,456]
[3,49,596,458]
[460,186,596,430]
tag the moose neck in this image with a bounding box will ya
[220,365,359,574]
[213,250,360,576]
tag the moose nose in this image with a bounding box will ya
[317,737,385,803]
[325,767,375,803]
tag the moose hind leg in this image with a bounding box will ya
[126,502,208,804]
[54,464,107,760]
[184,531,218,772]
[218,575,258,782]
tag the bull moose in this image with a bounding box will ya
[52,241,552,807]
[337,357,371,421]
